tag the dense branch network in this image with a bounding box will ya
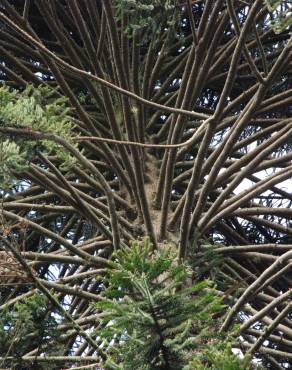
[0,0,291,368]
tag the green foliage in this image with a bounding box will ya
[0,85,73,137]
[0,84,76,189]
[0,139,27,190]
[264,0,292,33]
[94,238,233,370]
[0,293,64,368]
[185,342,252,370]
[114,0,177,40]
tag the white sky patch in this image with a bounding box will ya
[35,72,43,79]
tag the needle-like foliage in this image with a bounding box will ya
[0,293,64,369]
[94,238,241,369]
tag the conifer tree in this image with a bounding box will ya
[0,1,291,368]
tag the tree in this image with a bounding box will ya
[0,0,291,368]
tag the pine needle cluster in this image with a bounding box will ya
[0,293,64,369]
[94,238,236,370]
[0,85,76,189]
[114,0,177,40]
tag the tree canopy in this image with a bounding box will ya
[0,0,291,369]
